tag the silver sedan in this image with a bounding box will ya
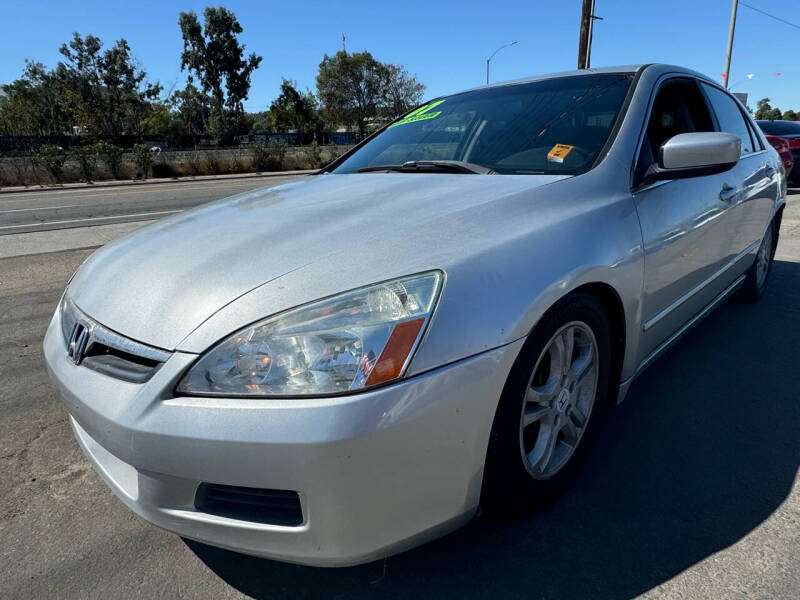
[44,64,785,566]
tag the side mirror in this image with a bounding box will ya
[643,132,741,185]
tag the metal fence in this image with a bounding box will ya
[0,131,363,155]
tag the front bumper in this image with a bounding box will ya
[44,308,523,566]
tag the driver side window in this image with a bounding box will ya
[635,80,715,183]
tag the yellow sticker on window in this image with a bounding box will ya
[547,144,574,163]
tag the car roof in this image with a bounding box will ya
[452,64,715,96]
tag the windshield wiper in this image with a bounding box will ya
[358,160,493,175]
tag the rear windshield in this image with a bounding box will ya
[333,73,634,176]
[757,120,800,135]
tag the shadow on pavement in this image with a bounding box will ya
[186,259,800,599]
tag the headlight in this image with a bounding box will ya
[176,271,443,397]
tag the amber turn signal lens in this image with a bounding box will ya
[365,318,425,386]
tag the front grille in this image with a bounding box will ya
[194,483,303,526]
[81,345,162,383]
[60,294,171,383]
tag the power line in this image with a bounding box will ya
[740,1,800,31]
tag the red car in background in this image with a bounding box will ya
[766,135,794,177]
[757,120,800,185]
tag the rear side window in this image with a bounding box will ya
[745,118,764,151]
[701,83,754,155]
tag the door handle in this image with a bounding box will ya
[719,183,738,203]
[764,164,776,178]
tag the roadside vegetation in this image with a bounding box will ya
[0,5,425,187]
[0,142,345,187]
[754,98,799,121]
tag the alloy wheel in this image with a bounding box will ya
[519,321,599,480]
[756,225,774,289]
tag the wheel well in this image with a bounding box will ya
[568,283,626,394]
[481,282,628,509]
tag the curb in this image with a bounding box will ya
[0,169,316,195]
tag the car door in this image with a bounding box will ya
[632,78,745,361]
[699,82,779,271]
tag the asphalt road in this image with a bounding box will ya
[1,182,799,599]
[0,174,305,235]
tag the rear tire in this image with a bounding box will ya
[482,293,612,513]
[739,219,778,302]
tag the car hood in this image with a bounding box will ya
[69,173,569,350]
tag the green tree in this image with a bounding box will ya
[268,79,320,141]
[140,105,173,136]
[782,109,799,121]
[315,51,425,135]
[0,34,160,137]
[755,98,782,121]
[178,7,262,142]
[58,33,161,136]
[316,51,386,136]
[382,63,425,118]
[169,81,212,143]
[247,111,271,134]
[0,61,72,135]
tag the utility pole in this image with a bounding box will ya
[585,0,597,67]
[722,0,738,87]
[578,0,592,69]
[578,0,601,69]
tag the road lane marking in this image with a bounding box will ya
[0,176,300,201]
[0,210,181,230]
[0,204,81,214]
[0,182,265,202]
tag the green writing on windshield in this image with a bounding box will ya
[388,100,445,128]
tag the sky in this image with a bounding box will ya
[1,0,798,112]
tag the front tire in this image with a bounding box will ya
[482,293,612,513]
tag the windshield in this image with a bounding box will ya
[333,73,633,176]
[757,120,800,136]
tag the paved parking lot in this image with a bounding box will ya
[1,183,798,599]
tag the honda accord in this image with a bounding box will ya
[44,64,785,566]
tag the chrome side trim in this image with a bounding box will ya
[637,273,745,374]
[642,239,759,331]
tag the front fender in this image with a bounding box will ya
[409,187,644,382]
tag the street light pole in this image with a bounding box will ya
[486,41,518,85]
[729,73,754,90]
[723,0,739,87]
